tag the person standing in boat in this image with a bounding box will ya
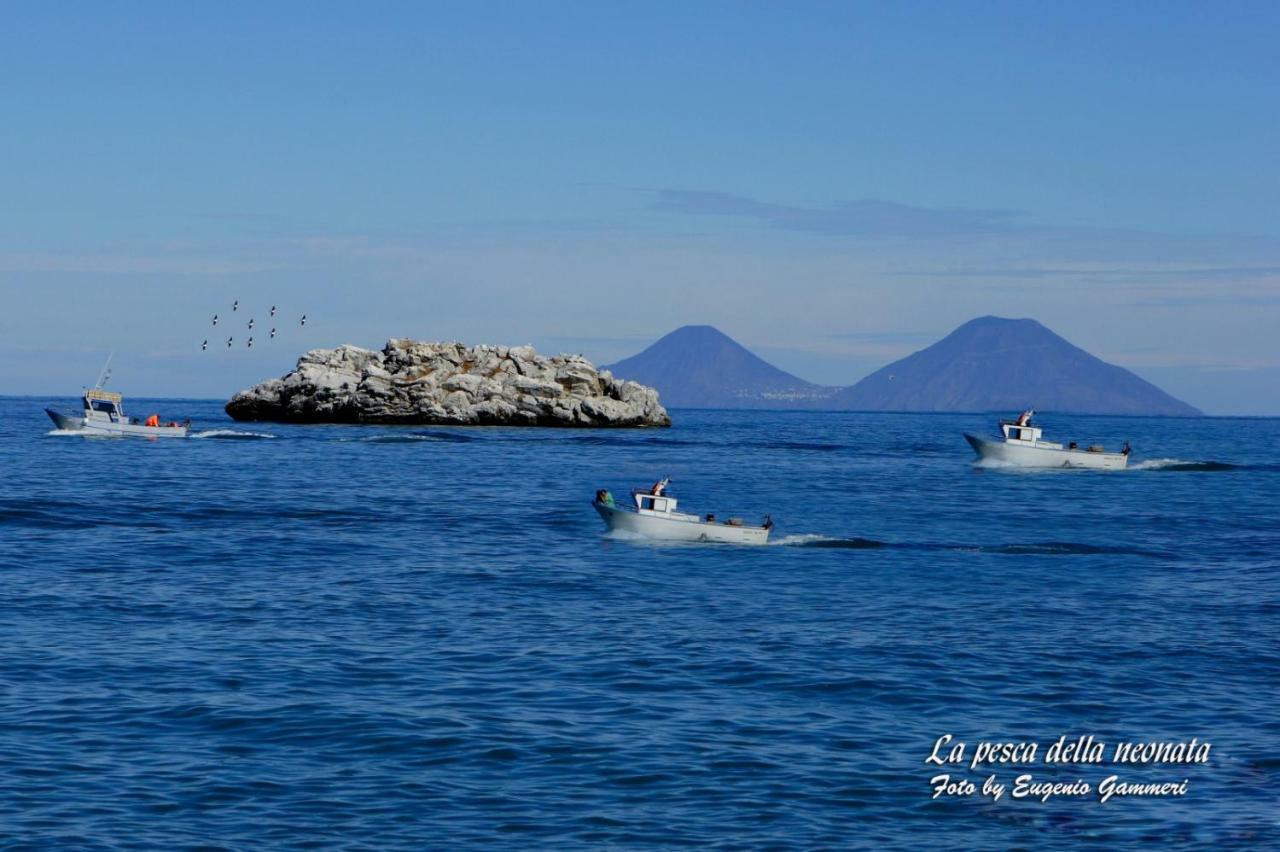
[1016,409,1034,427]
[650,477,670,497]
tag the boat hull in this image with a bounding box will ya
[46,409,189,438]
[965,433,1127,470]
[45,408,83,431]
[594,501,770,545]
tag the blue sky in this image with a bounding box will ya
[2,2,1277,412]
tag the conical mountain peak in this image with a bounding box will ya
[606,325,836,408]
[608,318,1199,415]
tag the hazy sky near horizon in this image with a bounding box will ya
[3,2,1278,413]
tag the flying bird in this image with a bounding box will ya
[270,305,276,317]
[227,337,233,347]
[248,318,255,330]
[270,328,277,339]
[233,300,239,312]
[247,337,254,349]
[300,314,307,326]
[212,314,218,326]
[201,340,208,351]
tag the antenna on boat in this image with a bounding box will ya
[94,352,115,390]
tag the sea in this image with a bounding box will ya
[1,395,1277,850]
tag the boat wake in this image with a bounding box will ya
[190,429,277,440]
[977,541,1171,557]
[348,431,474,444]
[570,435,704,448]
[1130,458,1237,472]
[770,534,1168,558]
[771,534,885,549]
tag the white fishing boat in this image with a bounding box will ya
[593,479,773,545]
[964,411,1129,470]
[46,389,190,438]
[46,355,190,438]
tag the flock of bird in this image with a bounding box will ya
[201,301,308,351]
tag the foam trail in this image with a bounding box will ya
[979,542,1172,558]
[1130,458,1236,472]
[349,435,440,444]
[340,431,473,444]
[190,429,277,440]
[771,534,885,549]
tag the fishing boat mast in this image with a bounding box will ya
[93,352,115,390]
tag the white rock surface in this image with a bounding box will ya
[226,339,670,427]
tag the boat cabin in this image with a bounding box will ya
[1000,421,1043,443]
[630,490,707,525]
[634,492,680,515]
[998,419,1063,450]
[83,389,125,424]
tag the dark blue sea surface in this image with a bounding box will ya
[2,396,1277,849]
